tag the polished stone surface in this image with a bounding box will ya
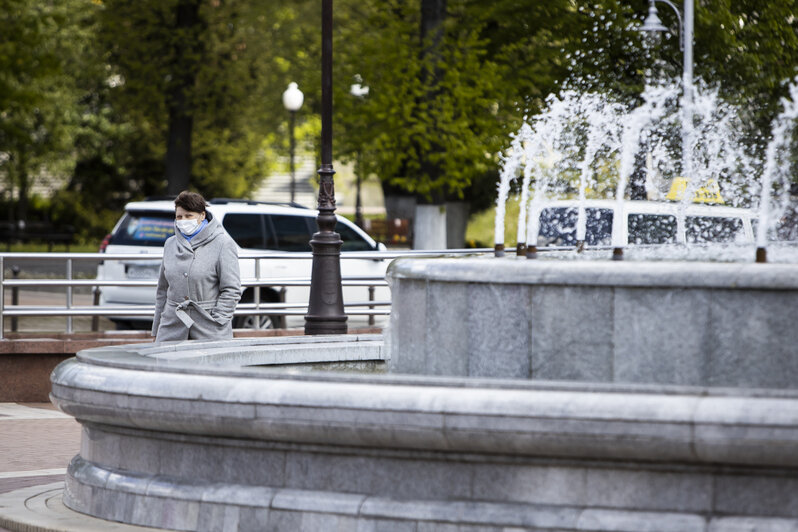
[387,257,798,387]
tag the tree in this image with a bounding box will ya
[0,0,87,222]
[94,0,322,198]
[335,0,506,201]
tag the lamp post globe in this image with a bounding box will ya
[282,82,304,205]
[349,83,369,98]
[282,82,304,112]
[640,2,667,33]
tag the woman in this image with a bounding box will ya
[152,191,241,342]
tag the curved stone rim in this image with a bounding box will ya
[64,337,798,398]
[57,455,798,532]
[74,333,385,375]
[51,338,798,468]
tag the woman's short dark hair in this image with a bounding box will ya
[174,191,207,214]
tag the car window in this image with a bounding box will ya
[223,213,266,249]
[335,222,375,251]
[268,215,313,251]
[538,208,577,246]
[584,208,613,246]
[686,216,743,243]
[110,211,174,247]
[538,207,613,246]
[627,214,677,244]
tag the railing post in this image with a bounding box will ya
[66,258,73,334]
[368,285,375,326]
[91,286,100,332]
[254,259,261,330]
[279,287,287,329]
[11,266,19,332]
[0,256,4,340]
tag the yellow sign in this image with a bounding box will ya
[666,177,725,204]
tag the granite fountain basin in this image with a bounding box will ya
[50,329,798,531]
[387,256,798,388]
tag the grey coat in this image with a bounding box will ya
[153,213,242,342]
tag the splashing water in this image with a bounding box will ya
[757,81,798,248]
[495,78,798,257]
[494,123,529,249]
[612,84,679,247]
[575,95,623,243]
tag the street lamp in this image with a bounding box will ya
[350,82,370,228]
[305,0,347,335]
[639,0,694,184]
[282,82,304,205]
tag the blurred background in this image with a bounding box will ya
[1,0,797,249]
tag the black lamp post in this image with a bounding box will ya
[305,0,348,335]
[282,82,304,205]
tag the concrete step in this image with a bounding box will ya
[253,158,317,207]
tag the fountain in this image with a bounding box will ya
[390,77,798,384]
[492,80,798,260]
[381,79,798,527]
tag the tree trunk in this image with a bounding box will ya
[165,108,193,195]
[414,203,447,250]
[415,0,448,247]
[445,201,469,248]
[16,149,28,223]
[420,0,446,47]
[165,0,201,196]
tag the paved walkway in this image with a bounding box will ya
[0,402,80,531]
[0,403,79,493]
[0,403,158,531]
[0,403,80,532]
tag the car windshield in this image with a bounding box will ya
[109,211,174,247]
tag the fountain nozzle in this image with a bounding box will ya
[494,243,505,257]
[576,241,585,253]
[756,247,767,263]
[612,247,624,261]
[516,243,527,258]
[526,245,538,259]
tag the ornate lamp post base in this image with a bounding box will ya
[305,165,348,335]
[304,215,348,334]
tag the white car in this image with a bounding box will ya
[532,199,757,247]
[97,198,389,330]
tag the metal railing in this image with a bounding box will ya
[0,248,492,339]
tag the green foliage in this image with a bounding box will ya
[695,0,798,149]
[0,0,89,218]
[49,188,121,242]
[335,0,507,201]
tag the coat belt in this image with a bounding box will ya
[167,298,216,329]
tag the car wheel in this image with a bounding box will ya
[233,314,276,330]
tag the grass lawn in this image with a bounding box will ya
[466,195,524,248]
[1,242,101,253]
